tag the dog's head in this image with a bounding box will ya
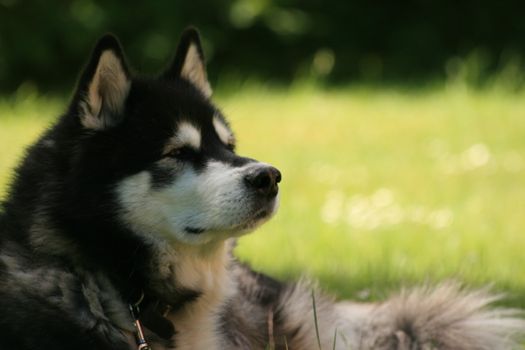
[66,29,281,245]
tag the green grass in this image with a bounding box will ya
[1,83,525,308]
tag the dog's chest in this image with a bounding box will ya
[150,241,235,350]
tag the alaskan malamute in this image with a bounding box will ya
[0,28,523,350]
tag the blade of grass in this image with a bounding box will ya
[312,289,322,350]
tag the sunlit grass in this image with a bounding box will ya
[0,93,60,196]
[1,83,524,307]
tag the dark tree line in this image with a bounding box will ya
[1,0,524,91]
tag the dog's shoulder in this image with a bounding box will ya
[0,240,133,350]
[233,261,284,306]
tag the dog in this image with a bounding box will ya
[0,28,524,350]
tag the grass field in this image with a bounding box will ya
[1,83,524,308]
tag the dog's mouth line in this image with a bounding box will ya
[183,202,275,235]
[185,226,206,234]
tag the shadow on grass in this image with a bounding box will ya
[264,266,525,309]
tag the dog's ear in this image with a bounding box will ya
[163,27,212,98]
[74,34,131,130]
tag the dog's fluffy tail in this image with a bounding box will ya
[338,283,525,350]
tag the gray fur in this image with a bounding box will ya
[213,268,525,350]
[0,242,134,348]
[353,284,525,349]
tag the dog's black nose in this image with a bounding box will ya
[244,166,282,197]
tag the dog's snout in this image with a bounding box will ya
[244,166,281,197]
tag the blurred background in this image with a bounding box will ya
[1,0,524,307]
[2,0,525,91]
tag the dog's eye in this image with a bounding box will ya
[165,147,196,161]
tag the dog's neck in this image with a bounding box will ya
[155,238,235,350]
[150,237,234,297]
